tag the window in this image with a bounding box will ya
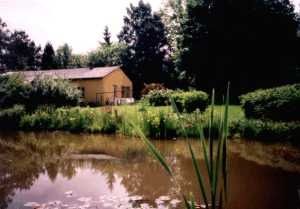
[122,86,131,98]
[78,87,85,98]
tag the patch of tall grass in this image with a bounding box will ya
[20,107,117,133]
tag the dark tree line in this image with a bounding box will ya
[116,0,300,99]
[174,0,300,101]
[0,18,77,71]
[0,19,41,71]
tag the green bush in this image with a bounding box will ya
[240,84,300,121]
[143,89,209,112]
[230,119,300,142]
[171,90,209,113]
[142,89,173,106]
[28,76,82,110]
[0,74,82,110]
[0,74,30,108]
[0,105,25,129]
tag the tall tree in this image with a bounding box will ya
[102,26,112,46]
[176,0,300,100]
[118,0,170,97]
[56,43,72,69]
[41,42,56,69]
[5,30,41,70]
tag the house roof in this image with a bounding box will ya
[5,66,120,82]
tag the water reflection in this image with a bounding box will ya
[0,132,299,209]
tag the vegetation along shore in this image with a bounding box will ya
[0,74,299,143]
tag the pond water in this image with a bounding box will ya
[0,132,300,209]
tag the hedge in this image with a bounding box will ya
[230,119,300,142]
[0,105,25,129]
[171,90,209,113]
[239,84,300,121]
[143,89,209,112]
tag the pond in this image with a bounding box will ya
[0,132,300,209]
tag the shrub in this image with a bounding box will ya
[240,84,300,121]
[27,76,82,110]
[142,89,173,106]
[0,74,30,108]
[230,119,300,142]
[171,90,209,113]
[0,105,25,129]
[143,89,209,112]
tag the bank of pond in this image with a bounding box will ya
[0,104,299,143]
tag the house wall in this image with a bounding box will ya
[101,69,133,104]
[71,68,133,105]
[71,78,104,104]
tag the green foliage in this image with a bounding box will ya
[4,30,41,70]
[88,43,126,67]
[143,89,209,112]
[230,119,300,142]
[0,74,30,108]
[174,0,300,100]
[143,89,173,106]
[118,0,170,97]
[69,54,88,68]
[171,90,209,113]
[240,84,300,121]
[41,42,56,69]
[102,26,112,46]
[28,76,81,110]
[20,107,117,133]
[0,105,25,129]
[141,110,178,138]
[56,43,72,68]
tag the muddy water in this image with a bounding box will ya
[0,132,300,209]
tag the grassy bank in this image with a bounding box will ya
[0,104,299,142]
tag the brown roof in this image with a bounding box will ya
[5,66,120,82]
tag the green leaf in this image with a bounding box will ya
[131,122,173,176]
[188,140,209,208]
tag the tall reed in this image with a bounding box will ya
[132,83,230,209]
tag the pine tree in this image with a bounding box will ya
[103,26,111,46]
[41,42,56,69]
[118,0,170,97]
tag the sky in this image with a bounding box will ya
[0,0,299,54]
[0,0,164,54]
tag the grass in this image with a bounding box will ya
[0,104,243,139]
[110,104,244,124]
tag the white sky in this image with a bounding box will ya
[0,0,164,53]
[0,0,299,54]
